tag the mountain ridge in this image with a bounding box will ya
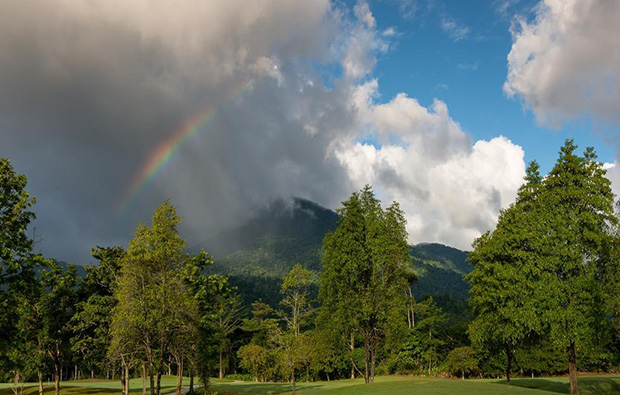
[196,197,472,304]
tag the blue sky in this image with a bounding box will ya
[353,0,615,172]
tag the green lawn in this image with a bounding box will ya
[0,376,184,395]
[208,375,620,395]
[2,375,620,395]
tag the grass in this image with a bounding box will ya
[0,376,183,395]
[208,375,620,395]
[3,375,620,395]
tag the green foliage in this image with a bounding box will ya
[467,160,548,381]
[70,246,124,376]
[319,186,411,383]
[445,347,479,379]
[0,158,38,380]
[0,158,36,277]
[110,200,198,395]
[468,141,620,393]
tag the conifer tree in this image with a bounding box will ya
[537,141,617,395]
[467,161,545,385]
[319,186,410,384]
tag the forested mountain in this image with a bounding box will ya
[196,197,471,305]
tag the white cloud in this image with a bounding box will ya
[441,17,470,41]
[340,2,389,79]
[335,85,526,250]
[382,27,397,37]
[505,0,620,127]
[603,162,620,201]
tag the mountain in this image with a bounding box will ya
[410,243,472,299]
[196,197,471,305]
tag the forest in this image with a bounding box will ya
[2,139,620,395]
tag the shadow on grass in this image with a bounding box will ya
[0,384,179,395]
[491,377,620,395]
[209,382,324,394]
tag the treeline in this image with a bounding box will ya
[2,139,620,395]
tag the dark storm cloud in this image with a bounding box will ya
[0,0,354,262]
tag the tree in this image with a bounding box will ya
[213,285,242,379]
[445,347,478,379]
[70,246,124,379]
[415,297,446,376]
[467,161,545,385]
[536,141,617,395]
[238,344,269,382]
[110,201,198,395]
[38,261,79,395]
[319,186,410,384]
[272,264,313,394]
[468,141,618,394]
[0,158,37,384]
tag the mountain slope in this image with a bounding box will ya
[196,197,471,304]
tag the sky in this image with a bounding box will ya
[1,0,620,263]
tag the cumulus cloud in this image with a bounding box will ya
[505,0,620,127]
[335,84,526,250]
[0,0,525,261]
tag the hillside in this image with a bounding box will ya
[196,197,471,305]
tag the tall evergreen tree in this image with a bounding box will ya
[537,141,617,395]
[467,161,545,385]
[319,186,410,384]
[469,141,618,394]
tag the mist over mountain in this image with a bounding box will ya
[195,197,471,305]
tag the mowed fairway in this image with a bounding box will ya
[208,375,620,395]
[0,376,183,395]
[2,375,620,395]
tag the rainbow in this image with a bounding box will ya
[117,80,254,212]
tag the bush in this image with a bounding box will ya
[444,347,479,379]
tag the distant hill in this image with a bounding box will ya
[196,197,471,305]
[410,243,471,299]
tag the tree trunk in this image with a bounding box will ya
[350,333,355,380]
[291,369,296,395]
[142,364,147,395]
[149,362,155,395]
[219,348,224,379]
[505,346,513,386]
[75,365,78,381]
[124,363,130,395]
[189,374,194,393]
[156,348,165,395]
[54,360,60,395]
[363,335,370,384]
[176,359,183,395]
[428,356,432,376]
[568,343,579,395]
[38,371,43,395]
[147,346,155,395]
[461,369,464,380]
[370,347,376,384]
